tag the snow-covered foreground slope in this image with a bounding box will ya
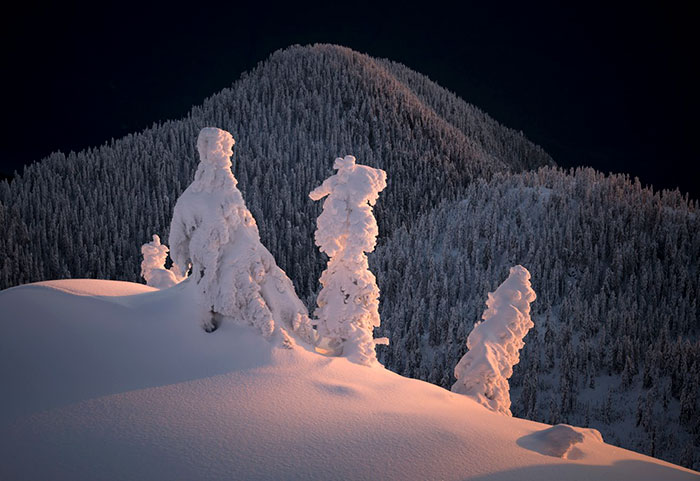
[0,280,696,481]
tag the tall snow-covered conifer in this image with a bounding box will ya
[169,127,313,342]
[452,265,536,415]
[310,155,387,365]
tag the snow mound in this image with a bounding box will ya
[0,280,697,481]
[518,424,604,459]
[0,278,282,423]
[27,278,157,297]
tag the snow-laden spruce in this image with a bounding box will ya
[310,155,387,365]
[140,234,184,289]
[452,265,536,415]
[169,127,314,341]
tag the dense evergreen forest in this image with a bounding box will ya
[372,167,699,469]
[0,45,696,468]
[0,45,550,291]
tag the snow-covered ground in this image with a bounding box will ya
[0,279,697,481]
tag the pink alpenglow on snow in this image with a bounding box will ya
[140,234,185,289]
[452,265,536,415]
[1,279,697,481]
[310,155,388,365]
[518,424,604,459]
[168,127,314,342]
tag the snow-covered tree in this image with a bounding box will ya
[310,155,387,365]
[452,265,536,416]
[1,44,698,468]
[169,127,314,342]
[140,234,184,288]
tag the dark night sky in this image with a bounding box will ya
[2,2,698,198]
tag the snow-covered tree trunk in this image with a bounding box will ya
[168,127,314,343]
[452,265,536,415]
[310,155,387,365]
[140,234,184,289]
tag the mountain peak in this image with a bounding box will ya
[0,43,552,292]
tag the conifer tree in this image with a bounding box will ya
[452,265,536,416]
[169,127,313,341]
[310,155,387,365]
[140,234,183,288]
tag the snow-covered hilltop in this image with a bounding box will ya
[0,44,697,469]
[0,124,696,479]
[0,279,696,481]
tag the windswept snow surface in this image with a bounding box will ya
[0,280,697,481]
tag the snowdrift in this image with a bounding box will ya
[0,280,697,481]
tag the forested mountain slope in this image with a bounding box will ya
[1,44,696,470]
[372,166,700,469]
[0,44,551,293]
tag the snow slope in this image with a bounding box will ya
[0,280,696,481]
